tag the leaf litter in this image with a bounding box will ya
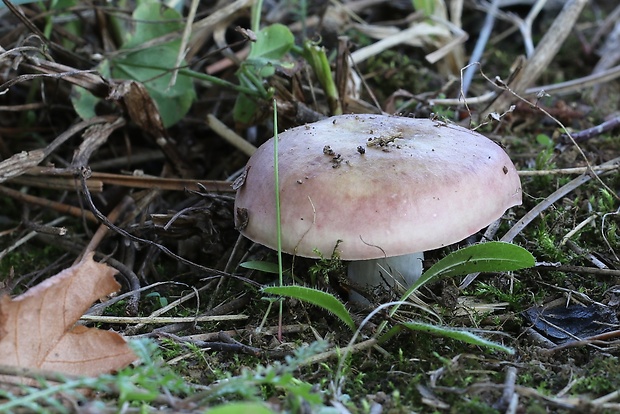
[0,0,619,412]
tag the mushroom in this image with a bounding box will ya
[234,114,521,298]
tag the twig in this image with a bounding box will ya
[431,63,620,106]
[503,157,620,243]
[77,195,135,263]
[602,210,620,263]
[494,366,518,412]
[158,331,276,358]
[85,281,182,316]
[7,174,103,192]
[87,149,164,170]
[0,364,81,383]
[20,168,234,192]
[560,214,597,246]
[300,338,378,366]
[519,0,550,58]
[168,0,199,88]
[0,217,67,262]
[462,0,500,97]
[543,328,620,353]
[558,115,620,145]
[146,292,251,336]
[592,390,620,406]
[527,64,620,96]
[517,163,619,176]
[77,169,260,286]
[534,263,620,278]
[23,221,67,236]
[351,23,431,65]
[590,3,620,50]
[206,114,257,157]
[123,282,205,336]
[483,0,588,119]
[424,15,468,65]
[0,116,117,183]
[80,314,248,324]
[71,117,127,168]
[478,62,618,200]
[0,186,97,222]
[163,324,311,342]
[565,240,609,269]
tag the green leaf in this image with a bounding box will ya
[112,56,195,127]
[245,23,295,78]
[113,3,194,127]
[122,2,184,48]
[70,59,112,121]
[71,85,100,120]
[536,133,553,148]
[233,24,294,123]
[303,41,341,115]
[412,0,436,16]
[71,2,195,127]
[263,286,355,331]
[400,321,514,354]
[248,23,295,61]
[233,92,261,126]
[240,260,280,274]
[401,242,534,302]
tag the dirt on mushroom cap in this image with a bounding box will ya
[235,114,522,260]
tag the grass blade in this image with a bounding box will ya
[263,286,355,331]
[401,321,514,354]
[402,242,534,302]
[240,261,280,274]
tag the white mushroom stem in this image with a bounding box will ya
[347,252,424,294]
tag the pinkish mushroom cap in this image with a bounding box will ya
[234,114,521,261]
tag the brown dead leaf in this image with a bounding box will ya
[0,253,136,377]
[107,80,193,177]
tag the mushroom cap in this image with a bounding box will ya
[234,114,522,260]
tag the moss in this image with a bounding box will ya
[0,244,66,289]
[573,356,620,395]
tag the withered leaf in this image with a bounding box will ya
[0,253,136,377]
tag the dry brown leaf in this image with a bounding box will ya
[0,253,137,377]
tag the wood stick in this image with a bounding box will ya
[0,185,98,223]
[482,0,588,119]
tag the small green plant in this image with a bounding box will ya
[268,241,535,353]
[474,280,527,308]
[233,23,295,124]
[197,340,328,405]
[72,1,196,127]
[264,285,355,331]
[605,220,618,248]
[534,217,567,262]
[307,246,346,286]
[158,337,185,360]
[302,40,342,115]
[233,0,347,123]
[0,339,336,412]
[412,0,438,16]
[531,133,557,188]
[0,339,190,412]
[592,188,616,212]
[145,291,169,308]
[398,242,534,305]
